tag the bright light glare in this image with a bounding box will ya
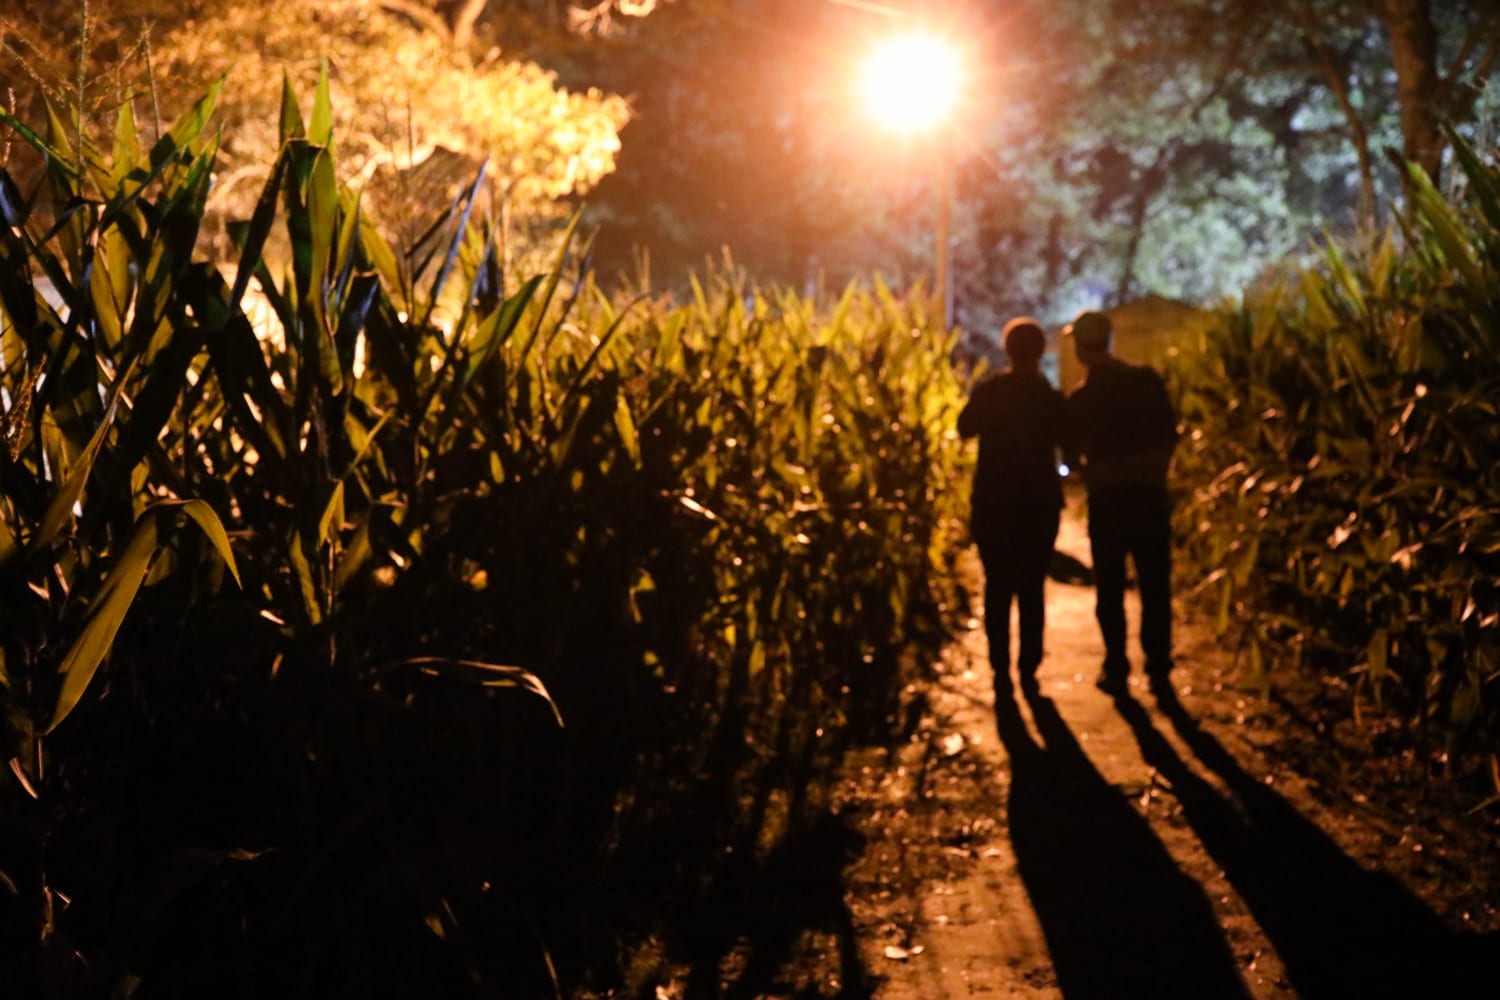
[861,34,962,131]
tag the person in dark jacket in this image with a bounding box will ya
[958,318,1065,694]
[1062,310,1179,695]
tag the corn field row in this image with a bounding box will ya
[0,77,970,996]
[1170,133,1500,804]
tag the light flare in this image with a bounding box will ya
[860,34,962,131]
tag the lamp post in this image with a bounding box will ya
[860,32,962,328]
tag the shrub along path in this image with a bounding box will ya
[816,488,1500,999]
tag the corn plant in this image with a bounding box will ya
[0,70,969,996]
[1170,132,1500,799]
[0,73,570,997]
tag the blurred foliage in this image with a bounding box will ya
[1170,132,1500,800]
[491,0,1498,337]
[564,0,935,296]
[0,74,967,996]
[952,0,1497,327]
[0,0,629,265]
[7,1,1493,340]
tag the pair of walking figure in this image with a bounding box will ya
[957,311,1178,696]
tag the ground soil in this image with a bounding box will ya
[673,492,1500,999]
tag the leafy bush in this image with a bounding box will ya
[1171,134,1500,795]
[0,75,967,996]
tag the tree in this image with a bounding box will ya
[1382,0,1492,185]
[947,0,1499,324]
[1,0,631,261]
[493,0,968,297]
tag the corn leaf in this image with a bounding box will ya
[466,274,543,383]
[309,62,334,148]
[47,510,160,733]
[28,358,136,553]
[394,657,564,727]
[279,70,305,141]
[174,499,243,588]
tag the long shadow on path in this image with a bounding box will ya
[1115,686,1496,999]
[995,687,1251,999]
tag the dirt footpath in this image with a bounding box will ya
[831,497,1499,999]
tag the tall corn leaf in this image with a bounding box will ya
[47,510,159,732]
[28,358,136,553]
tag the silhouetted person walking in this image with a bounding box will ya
[1062,310,1179,694]
[958,318,1064,693]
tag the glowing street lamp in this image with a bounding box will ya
[860,33,963,328]
[861,35,962,131]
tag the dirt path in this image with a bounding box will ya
[829,495,1497,999]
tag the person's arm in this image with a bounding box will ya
[1147,369,1179,454]
[956,379,991,439]
[1059,389,1084,472]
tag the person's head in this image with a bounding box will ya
[1002,317,1046,371]
[1065,310,1112,367]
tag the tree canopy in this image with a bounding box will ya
[535,0,1498,329]
[3,0,1496,328]
[1,0,630,261]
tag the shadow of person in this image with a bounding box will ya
[992,687,1250,998]
[1115,686,1494,998]
[675,807,873,1000]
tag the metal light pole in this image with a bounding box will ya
[860,32,962,329]
[935,136,952,329]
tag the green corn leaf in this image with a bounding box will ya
[1322,238,1363,311]
[111,101,142,188]
[29,357,137,553]
[510,211,584,378]
[228,147,291,312]
[113,310,206,476]
[332,272,380,388]
[317,481,346,547]
[186,271,291,457]
[279,70,305,141]
[151,75,224,173]
[42,98,80,163]
[357,213,403,298]
[654,309,685,376]
[1408,163,1484,288]
[45,498,240,733]
[95,137,195,238]
[307,146,338,301]
[331,192,363,305]
[419,160,489,329]
[613,391,641,468]
[174,499,243,588]
[0,109,77,176]
[407,203,459,290]
[332,515,373,595]
[288,529,323,625]
[342,411,393,482]
[557,293,646,411]
[387,657,564,727]
[47,509,160,733]
[88,229,132,350]
[466,274,544,383]
[282,141,319,314]
[309,61,334,148]
[1368,230,1397,298]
